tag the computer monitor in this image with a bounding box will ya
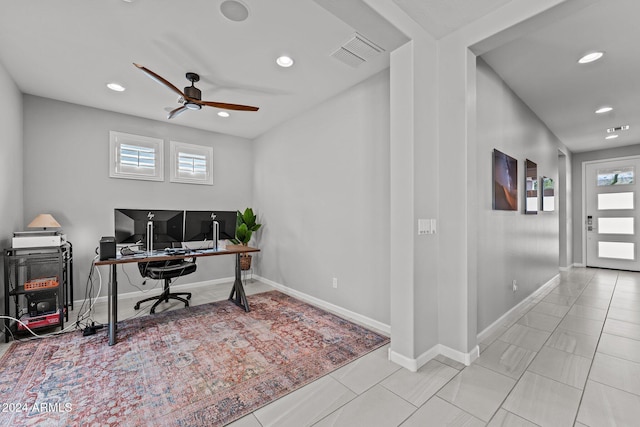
[114,209,184,250]
[184,210,237,242]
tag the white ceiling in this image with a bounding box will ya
[392,0,513,40]
[0,0,405,139]
[480,0,640,153]
[1,0,635,154]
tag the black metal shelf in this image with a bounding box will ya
[3,242,73,342]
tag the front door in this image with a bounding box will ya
[585,157,640,270]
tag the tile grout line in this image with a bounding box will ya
[569,270,619,427]
[483,269,601,426]
[309,351,405,426]
[481,272,578,426]
[571,274,640,409]
[392,360,484,426]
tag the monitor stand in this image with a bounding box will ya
[212,220,219,250]
[146,221,154,254]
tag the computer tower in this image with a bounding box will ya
[99,236,116,260]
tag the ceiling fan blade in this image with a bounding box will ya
[133,63,186,98]
[196,100,259,111]
[167,105,189,119]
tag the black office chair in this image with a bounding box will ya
[134,258,197,314]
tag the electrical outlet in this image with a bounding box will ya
[512,280,518,292]
[332,278,338,289]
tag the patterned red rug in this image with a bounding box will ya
[0,291,388,426]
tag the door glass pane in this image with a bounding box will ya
[598,218,634,234]
[597,167,634,186]
[598,241,635,260]
[598,192,634,210]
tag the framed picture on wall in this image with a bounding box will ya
[542,176,555,211]
[525,159,538,214]
[493,149,518,211]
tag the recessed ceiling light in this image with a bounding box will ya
[218,111,230,118]
[578,51,604,64]
[107,82,126,92]
[276,56,294,68]
[220,0,249,22]
[595,106,613,114]
[606,134,619,140]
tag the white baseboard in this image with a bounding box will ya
[560,263,581,271]
[254,275,391,336]
[388,348,434,372]
[477,273,560,343]
[76,274,391,337]
[74,276,235,307]
[389,343,479,372]
[439,344,480,366]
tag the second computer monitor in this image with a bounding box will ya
[184,210,237,242]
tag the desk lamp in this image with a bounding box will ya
[27,214,62,231]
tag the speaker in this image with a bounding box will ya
[99,236,116,260]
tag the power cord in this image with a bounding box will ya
[74,254,103,334]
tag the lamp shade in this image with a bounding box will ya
[28,214,61,229]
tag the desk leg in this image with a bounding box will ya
[108,264,118,345]
[229,253,250,312]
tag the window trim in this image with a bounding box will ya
[169,140,214,185]
[109,131,164,182]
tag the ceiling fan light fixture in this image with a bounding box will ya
[218,111,230,118]
[578,51,604,64]
[595,106,613,114]
[276,55,294,68]
[133,64,259,116]
[107,82,125,92]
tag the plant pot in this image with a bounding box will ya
[240,254,252,271]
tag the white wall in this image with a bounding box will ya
[253,70,391,326]
[363,0,571,366]
[389,38,440,366]
[23,95,254,298]
[559,151,573,270]
[0,61,23,311]
[476,58,564,331]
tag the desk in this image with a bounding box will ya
[95,245,260,345]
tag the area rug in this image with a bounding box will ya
[0,290,388,426]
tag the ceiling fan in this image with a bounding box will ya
[133,63,259,119]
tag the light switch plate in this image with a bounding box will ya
[418,218,437,235]
[418,219,430,235]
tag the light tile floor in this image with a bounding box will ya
[1,268,639,426]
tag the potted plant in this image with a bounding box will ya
[231,208,262,270]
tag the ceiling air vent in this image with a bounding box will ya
[607,125,630,133]
[331,33,384,68]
